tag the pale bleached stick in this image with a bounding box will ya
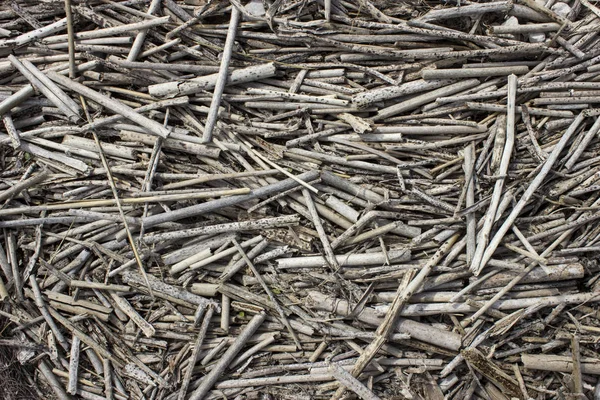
[0,169,48,202]
[20,59,81,116]
[249,147,318,193]
[520,105,547,163]
[202,6,241,143]
[470,74,517,276]
[289,69,308,93]
[511,225,544,262]
[477,111,588,271]
[464,143,476,264]
[79,96,188,131]
[466,102,574,118]
[178,306,215,400]
[504,243,546,263]
[142,170,319,227]
[182,236,262,274]
[328,362,381,400]
[44,15,170,43]
[2,114,20,149]
[119,129,220,157]
[162,169,278,190]
[344,221,404,246]
[139,37,181,58]
[248,88,349,106]
[0,275,7,300]
[214,373,333,389]
[0,188,249,217]
[62,135,136,160]
[410,187,455,213]
[231,239,301,349]
[70,280,130,292]
[38,360,70,400]
[144,216,296,245]
[47,71,171,138]
[0,61,96,119]
[64,0,76,78]
[367,291,596,316]
[572,335,583,395]
[127,0,161,61]
[219,238,268,283]
[462,229,574,327]
[8,18,67,46]
[518,0,572,27]
[230,334,277,368]
[8,55,80,122]
[331,270,415,400]
[47,306,119,364]
[302,189,339,270]
[103,358,113,400]
[374,79,480,120]
[564,115,600,170]
[201,338,228,366]
[165,6,202,39]
[45,292,112,315]
[423,66,529,80]
[221,294,231,332]
[67,335,80,395]
[419,0,512,21]
[29,276,70,351]
[490,22,561,34]
[277,249,410,269]
[450,268,502,302]
[120,271,218,309]
[334,233,459,398]
[148,63,276,98]
[307,296,462,350]
[352,79,453,108]
[0,86,34,116]
[169,248,211,275]
[325,195,360,222]
[521,354,600,375]
[189,312,266,400]
[331,210,420,249]
[110,292,155,338]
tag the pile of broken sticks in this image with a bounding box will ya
[1,0,600,399]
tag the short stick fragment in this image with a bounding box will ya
[328,361,381,400]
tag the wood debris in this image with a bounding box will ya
[0,0,599,399]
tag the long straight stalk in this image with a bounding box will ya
[202,6,241,143]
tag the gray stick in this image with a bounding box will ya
[189,311,266,400]
[142,170,320,227]
[46,71,171,138]
[202,6,241,143]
